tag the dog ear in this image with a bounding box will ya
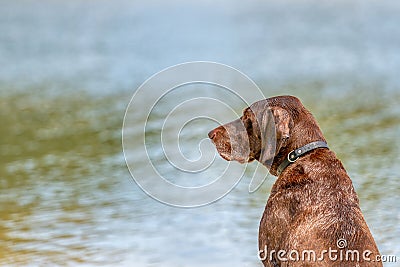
[259,106,292,165]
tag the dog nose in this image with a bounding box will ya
[208,129,217,140]
[208,127,223,140]
[208,127,225,140]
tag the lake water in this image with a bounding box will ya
[1,0,399,266]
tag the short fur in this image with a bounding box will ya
[208,96,382,267]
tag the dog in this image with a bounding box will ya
[208,96,382,266]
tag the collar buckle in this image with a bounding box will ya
[276,141,329,176]
[287,150,299,163]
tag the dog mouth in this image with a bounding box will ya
[210,134,254,164]
[213,142,253,164]
[213,142,232,161]
[219,152,232,161]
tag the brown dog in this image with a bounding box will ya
[208,96,382,266]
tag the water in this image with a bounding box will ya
[1,0,399,266]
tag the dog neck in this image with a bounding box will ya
[268,118,327,176]
[276,141,329,175]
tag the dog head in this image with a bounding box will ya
[208,95,326,175]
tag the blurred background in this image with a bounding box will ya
[1,0,399,266]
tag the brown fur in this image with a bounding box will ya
[208,96,382,266]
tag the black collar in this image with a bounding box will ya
[276,141,329,176]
